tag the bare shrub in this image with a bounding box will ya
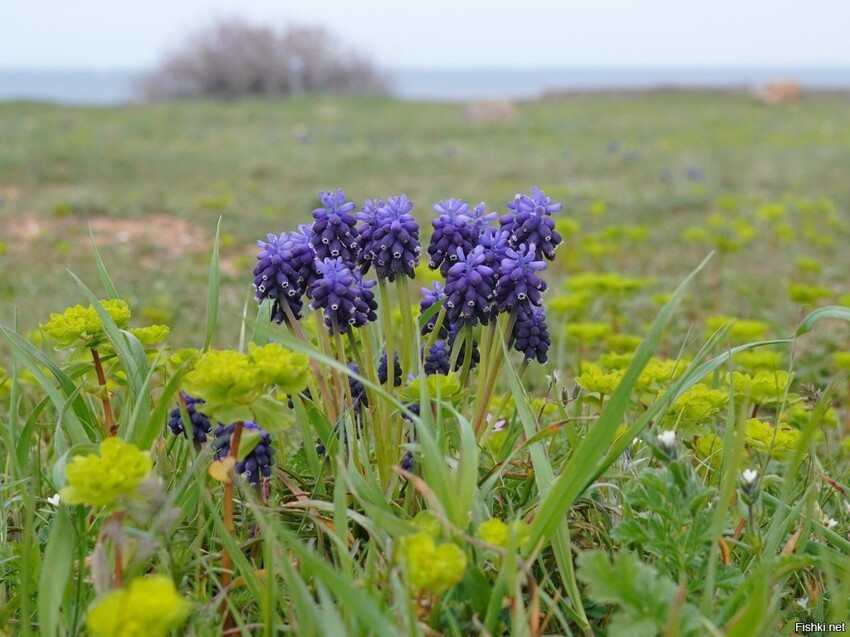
[140,19,388,100]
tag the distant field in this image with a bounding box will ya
[2,92,849,343]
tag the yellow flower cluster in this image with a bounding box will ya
[61,438,152,507]
[728,370,792,405]
[574,364,624,395]
[41,300,131,349]
[87,575,190,637]
[475,518,530,549]
[184,343,309,407]
[396,532,467,593]
[661,384,728,429]
[704,315,769,343]
[744,419,803,460]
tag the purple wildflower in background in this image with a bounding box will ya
[311,258,363,334]
[253,232,311,323]
[347,363,368,411]
[423,340,451,376]
[378,350,402,387]
[511,304,551,364]
[211,422,275,485]
[167,393,212,445]
[443,245,496,326]
[419,282,448,338]
[500,187,563,260]
[368,195,421,281]
[427,198,477,275]
[355,198,385,274]
[310,189,359,264]
[494,243,548,313]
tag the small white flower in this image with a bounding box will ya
[826,518,838,529]
[47,493,61,507]
[657,430,676,447]
[741,469,759,485]
[795,597,809,609]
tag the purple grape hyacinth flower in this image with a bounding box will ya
[378,350,402,387]
[495,244,548,312]
[478,226,511,280]
[355,198,385,274]
[311,258,373,334]
[310,189,359,264]
[443,245,496,326]
[167,393,212,446]
[427,198,477,275]
[500,187,563,260]
[211,422,275,485]
[253,232,312,323]
[423,340,451,376]
[368,195,421,281]
[419,282,447,338]
[511,304,551,364]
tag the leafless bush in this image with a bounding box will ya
[140,19,389,100]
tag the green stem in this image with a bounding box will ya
[377,279,395,399]
[472,308,518,437]
[396,276,416,375]
[425,307,447,349]
[458,323,474,387]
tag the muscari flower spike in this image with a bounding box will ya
[365,195,421,281]
[443,245,496,326]
[353,272,379,326]
[500,187,563,260]
[378,350,403,387]
[253,232,311,323]
[495,243,548,312]
[424,340,451,376]
[355,198,385,274]
[311,258,373,334]
[420,282,448,338]
[212,422,275,485]
[167,392,212,446]
[478,226,511,280]
[510,304,551,364]
[428,198,477,275]
[310,188,359,264]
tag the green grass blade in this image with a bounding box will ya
[88,225,120,299]
[526,254,711,552]
[204,216,222,351]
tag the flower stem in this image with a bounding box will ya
[220,421,245,593]
[425,307,446,349]
[377,279,395,399]
[472,308,518,437]
[396,276,416,375]
[91,348,116,436]
[458,323,474,387]
[282,303,335,420]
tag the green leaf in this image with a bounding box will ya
[204,217,222,351]
[250,395,290,432]
[203,402,253,425]
[796,305,850,336]
[236,428,262,461]
[38,506,74,637]
[88,225,120,299]
[417,297,444,333]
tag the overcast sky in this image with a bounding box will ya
[2,0,849,70]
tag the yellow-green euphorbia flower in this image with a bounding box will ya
[396,532,467,593]
[87,575,190,637]
[41,299,131,350]
[61,438,152,507]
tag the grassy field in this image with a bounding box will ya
[3,92,850,342]
[2,92,850,636]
